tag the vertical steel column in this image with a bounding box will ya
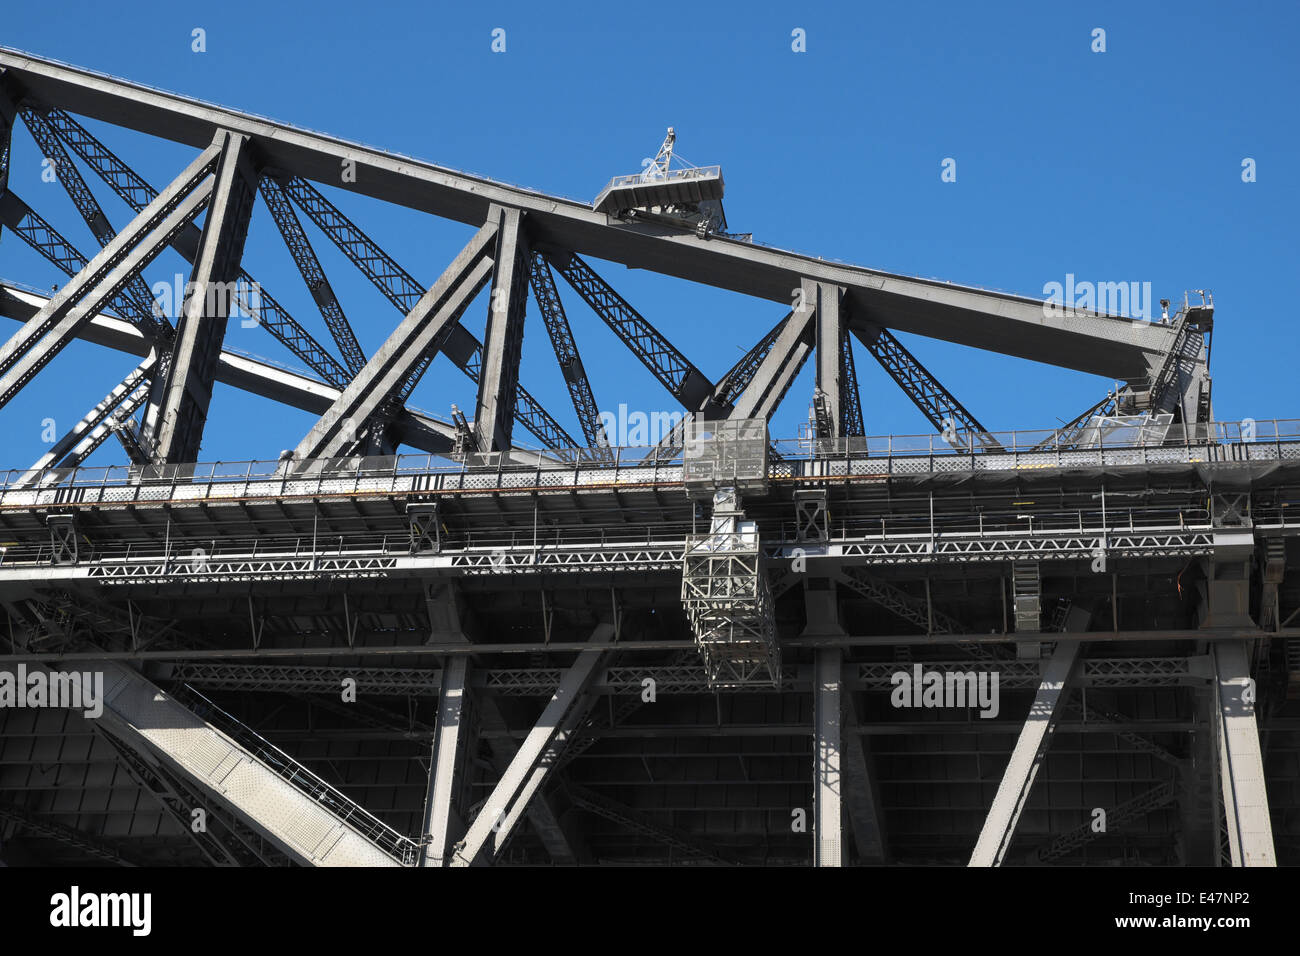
[474,206,529,451]
[151,131,259,462]
[814,646,844,867]
[1212,641,1276,866]
[1179,674,1221,865]
[420,656,469,867]
[809,279,843,440]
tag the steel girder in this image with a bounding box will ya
[474,207,529,451]
[0,801,140,867]
[852,324,998,451]
[18,105,168,341]
[36,109,350,387]
[843,685,888,864]
[809,280,845,439]
[1034,392,1117,451]
[0,191,161,329]
[420,656,469,867]
[476,692,587,865]
[450,622,613,866]
[547,252,716,412]
[717,312,789,407]
[527,251,610,451]
[0,80,12,201]
[839,318,865,437]
[0,50,1179,381]
[258,176,366,376]
[483,691,597,862]
[149,130,259,463]
[0,142,218,412]
[279,176,574,449]
[1035,781,1177,864]
[729,306,814,422]
[563,783,734,864]
[1211,640,1276,866]
[0,283,459,454]
[968,639,1082,866]
[642,310,792,461]
[292,219,498,461]
[814,646,844,866]
[13,356,153,486]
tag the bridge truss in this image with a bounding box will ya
[0,48,1294,867]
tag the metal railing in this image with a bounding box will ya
[597,164,723,195]
[0,419,1295,497]
[170,683,419,866]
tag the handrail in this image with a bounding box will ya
[170,683,419,865]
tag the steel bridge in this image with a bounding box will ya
[0,48,1295,867]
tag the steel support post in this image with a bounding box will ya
[969,638,1080,866]
[843,682,888,863]
[450,623,613,866]
[809,279,844,440]
[150,131,259,462]
[420,655,469,867]
[1211,641,1276,866]
[474,206,529,451]
[814,646,844,866]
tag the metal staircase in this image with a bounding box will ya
[82,662,416,866]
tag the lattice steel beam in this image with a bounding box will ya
[1035,781,1177,863]
[0,801,139,866]
[642,311,792,461]
[1033,392,1117,451]
[41,110,348,387]
[853,325,999,450]
[0,82,13,201]
[258,176,365,376]
[0,143,218,411]
[549,252,715,411]
[19,106,168,341]
[527,251,609,450]
[0,282,458,454]
[292,220,497,461]
[0,191,163,327]
[281,176,574,448]
[718,313,789,407]
[840,325,865,437]
[14,356,153,485]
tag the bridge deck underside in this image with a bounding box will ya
[0,458,1298,865]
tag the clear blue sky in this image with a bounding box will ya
[1,0,1296,466]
